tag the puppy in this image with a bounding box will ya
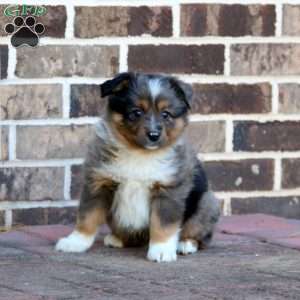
[56,72,220,262]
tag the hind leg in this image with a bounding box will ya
[178,191,220,255]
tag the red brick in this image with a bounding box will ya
[231,44,300,75]
[16,46,119,78]
[0,210,4,226]
[187,121,225,153]
[205,159,274,191]
[0,84,62,120]
[231,196,300,219]
[0,167,64,202]
[192,83,271,114]
[71,156,272,197]
[279,83,300,114]
[128,6,172,37]
[0,126,9,160]
[39,6,66,38]
[128,45,224,74]
[282,159,300,189]
[71,165,83,199]
[70,85,106,118]
[181,4,275,37]
[75,6,172,37]
[234,121,300,151]
[283,5,300,36]
[16,125,93,159]
[13,207,77,226]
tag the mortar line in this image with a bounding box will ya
[62,82,71,118]
[0,117,99,126]
[3,75,300,85]
[4,210,12,229]
[119,43,128,72]
[7,44,16,79]
[276,2,283,37]
[1,151,300,168]
[274,158,282,191]
[225,119,233,153]
[172,2,180,38]
[222,197,232,216]
[199,152,300,160]
[224,43,231,76]
[65,2,75,39]
[8,125,16,160]
[64,165,72,201]
[216,190,300,199]
[0,200,79,210]
[272,82,279,113]
[189,114,300,122]
[0,158,84,168]
[1,113,300,126]
[32,36,300,45]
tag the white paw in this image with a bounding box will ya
[55,230,95,253]
[177,240,198,255]
[104,234,124,248]
[147,234,178,263]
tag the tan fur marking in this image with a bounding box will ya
[112,79,129,94]
[111,112,123,123]
[150,211,179,243]
[167,118,186,144]
[90,173,116,194]
[180,219,202,240]
[156,99,169,112]
[109,116,143,151]
[138,99,150,112]
[76,207,106,236]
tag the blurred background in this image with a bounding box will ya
[0,0,300,228]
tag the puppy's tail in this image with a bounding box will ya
[198,191,221,247]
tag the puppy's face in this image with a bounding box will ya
[100,73,193,151]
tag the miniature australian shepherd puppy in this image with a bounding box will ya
[56,72,220,262]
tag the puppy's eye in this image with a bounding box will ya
[161,111,172,120]
[128,109,143,121]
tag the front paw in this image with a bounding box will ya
[55,230,95,253]
[147,241,177,263]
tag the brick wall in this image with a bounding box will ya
[1,1,300,228]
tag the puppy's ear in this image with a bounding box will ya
[168,77,193,109]
[100,72,134,97]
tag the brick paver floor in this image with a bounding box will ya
[0,214,300,299]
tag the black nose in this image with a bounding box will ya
[147,131,160,142]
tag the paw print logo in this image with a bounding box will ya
[4,16,45,47]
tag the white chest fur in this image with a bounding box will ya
[100,148,177,230]
[102,147,177,184]
[112,180,150,229]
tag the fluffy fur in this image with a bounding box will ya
[56,72,220,262]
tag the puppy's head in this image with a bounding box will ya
[100,72,193,151]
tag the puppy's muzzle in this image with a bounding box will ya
[147,131,161,142]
